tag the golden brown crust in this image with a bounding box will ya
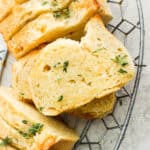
[8,0,99,58]
[0,0,72,41]
[0,87,79,150]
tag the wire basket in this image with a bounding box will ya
[0,0,145,150]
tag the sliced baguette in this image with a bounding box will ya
[28,26,134,116]
[71,94,115,119]
[0,87,79,150]
[0,0,72,41]
[8,0,99,58]
[97,0,113,24]
[12,50,116,119]
[12,50,41,102]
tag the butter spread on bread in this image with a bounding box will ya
[8,0,99,58]
[28,27,134,116]
[12,49,116,119]
[0,0,72,41]
[0,87,79,150]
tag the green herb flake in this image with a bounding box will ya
[28,123,44,136]
[0,137,12,146]
[39,107,44,112]
[92,48,103,54]
[22,120,28,124]
[112,55,128,66]
[20,93,24,96]
[19,123,44,139]
[53,8,70,19]
[53,62,61,68]
[53,11,61,18]
[19,131,29,139]
[58,95,63,102]
[118,68,127,74]
[62,8,70,18]
[41,1,49,6]
[63,61,69,72]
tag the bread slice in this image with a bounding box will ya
[8,0,99,58]
[65,0,113,41]
[97,0,113,24]
[0,0,72,41]
[0,87,79,150]
[12,50,41,102]
[71,94,115,119]
[28,23,134,117]
[12,48,116,120]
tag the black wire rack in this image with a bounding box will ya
[63,0,145,150]
[0,0,145,150]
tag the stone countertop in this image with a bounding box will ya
[120,1,150,150]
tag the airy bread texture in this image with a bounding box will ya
[28,18,134,116]
[8,0,99,58]
[12,50,41,102]
[71,94,115,119]
[0,0,72,41]
[97,0,113,24]
[0,87,79,150]
[12,49,116,119]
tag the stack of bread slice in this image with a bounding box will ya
[0,87,79,150]
[12,15,134,117]
[0,0,134,149]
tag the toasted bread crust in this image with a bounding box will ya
[0,87,79,150]
[8,0,99,58]
[0,0,72,41]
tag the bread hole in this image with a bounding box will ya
[43,65,51,72]
[69,80,76,84]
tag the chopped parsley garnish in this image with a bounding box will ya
[20,93,24,96]
[53,8,70,18]
[112,55,128,66]
[28,123,43,136]
[0,137,12,146]
[63,61,69,72]
[118,68,127,74]
[19,123,44,139]
[53,11,61,18]
[53,62,61,68]
[39,107,44,112]
[92,48,103,54]
[58,95,63,102]
[22,120,28,124]
[41,1,49,5]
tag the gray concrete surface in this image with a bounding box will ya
[120,1,150,150]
